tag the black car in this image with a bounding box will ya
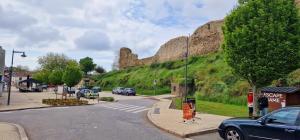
[123,88,136,96]
[218,107,300,140]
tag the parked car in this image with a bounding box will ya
[112,87,124,94]
[92,86,102,93]
[218,107,300,140]
[85,90,99,99]
[123,88,136,96]
[76,89,90,97]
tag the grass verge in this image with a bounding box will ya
[174,98,248,117]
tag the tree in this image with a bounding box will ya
[62,64,82,89]
[223,0,300,115]
[32,70,50,84]
[95,66,106,74]
[49,70,64,85]
[79,57,96,75]
[38,53,70,71]
[49,70,64,98]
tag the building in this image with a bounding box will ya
[0,46,5,96]
[11,72,31,87]
[261,87,300,111]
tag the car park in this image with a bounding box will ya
[85,90,99,99]
[76,89,90,98]
[112,87,125,94]
[218,107,300,140]
[92,86,102,93]
[123,88,136,96]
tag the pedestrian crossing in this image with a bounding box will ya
[98,103,150,114]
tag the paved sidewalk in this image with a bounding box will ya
[147,97,230,138]
[0,88,98,111]
[0,122,28,140]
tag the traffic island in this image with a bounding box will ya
[147,98,231,138]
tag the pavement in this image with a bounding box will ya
[0,99,182,140]
[0,88,105,112]
[0,89,229,140]
[147,95,230,138]
[0,122,28,140]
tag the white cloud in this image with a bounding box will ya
[0,0,238,71]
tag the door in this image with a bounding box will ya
[248,109,299,140]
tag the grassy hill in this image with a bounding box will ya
[94,52,250,106]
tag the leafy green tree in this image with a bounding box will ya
[223,0,300,114]
[62,64,82,88]
[49,70,64,98]
[95,66,106,74]
[32,70,50,84]
[49,70,64,86]
[38,53,70,71]
[79,57,96,75]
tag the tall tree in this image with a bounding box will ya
[49,70,64,86]
[62,63,82,89]
[32,70,50,84]
[79,57,96,75]
[223,0,300,115]
[49,69,64,98]
[38,53,70,71]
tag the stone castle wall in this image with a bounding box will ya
[119,20,224,69]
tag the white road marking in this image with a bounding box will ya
[119,106,141,111]
[99,103,150,114]
[125,106,146,112]
[132,108,150,113]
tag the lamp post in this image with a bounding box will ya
[7,49,27,105]
[184,35,189,102]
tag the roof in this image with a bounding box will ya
[18,78,41,84]
[261,87,300,94]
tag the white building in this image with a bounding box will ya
[0,46,5,96]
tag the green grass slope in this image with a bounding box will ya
[94,52,250,106]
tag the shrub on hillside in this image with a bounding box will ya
[222,75,238,86]
[287,69,300,86]
[150,63,160,69]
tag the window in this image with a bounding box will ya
[267,109,300,125]
[173,86,176,92]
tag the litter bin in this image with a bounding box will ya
[183,97,196,121]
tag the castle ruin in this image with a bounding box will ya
[119,19,224,69]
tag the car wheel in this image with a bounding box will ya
[225,127,244,140]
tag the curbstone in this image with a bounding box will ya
[146,98,218,138]
[1,122,29,140]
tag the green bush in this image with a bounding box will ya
[287,69,300,86]
[42,99,88,106]
[99,97,115,102]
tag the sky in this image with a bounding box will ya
[0,0,237,71]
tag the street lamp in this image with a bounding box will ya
[7,49,27,105]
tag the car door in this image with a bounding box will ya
[248,109,300,140]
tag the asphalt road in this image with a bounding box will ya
[0,99,182,140]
